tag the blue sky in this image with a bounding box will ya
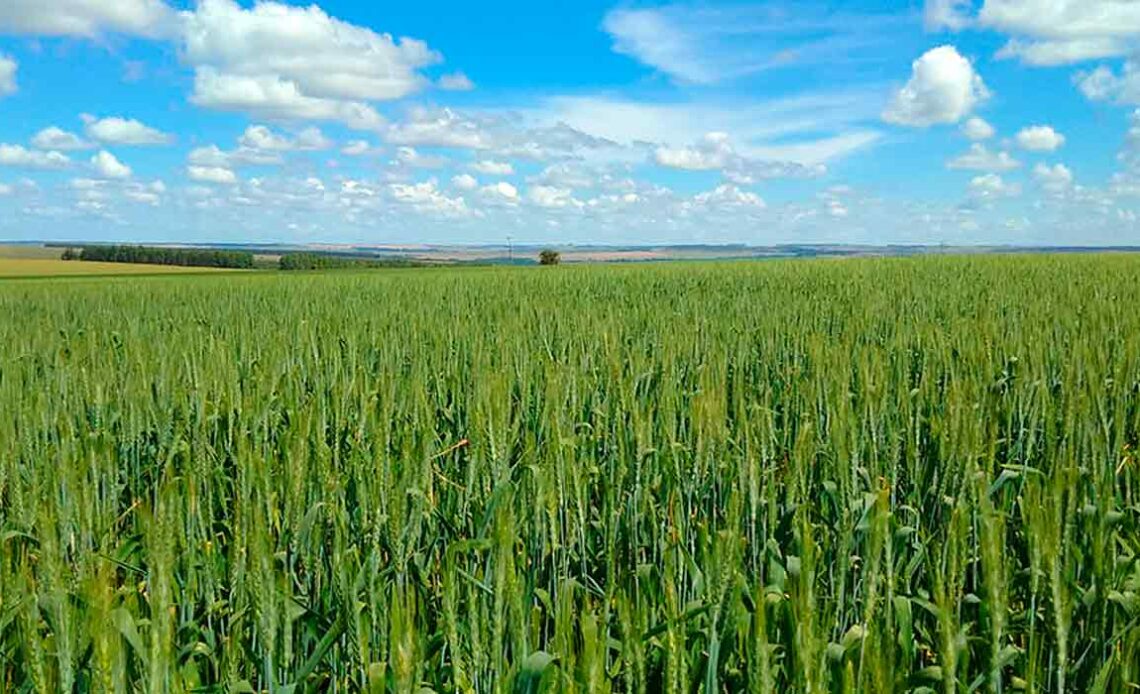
[1,0,1139,245]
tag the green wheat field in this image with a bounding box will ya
[2,255,1139,692]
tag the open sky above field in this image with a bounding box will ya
[0,0,1138,246]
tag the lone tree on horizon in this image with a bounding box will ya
[539,249,561,265]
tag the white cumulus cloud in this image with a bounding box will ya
[925,0,1140,66]
[528,185,582,209]
[182,0,439,101]
[190,70,387,131]
[961,117,996,141]
[530,162,602,190]
[825,199,850,218]
[480,181,519,204]
[389,179,470,217]
[124,180,166,205]
[947,143,1021,171]
[655,132,733,170]
[179,0,443,129]
[0,0,174,38]
[1033,163,1074,193]
[451,173,478,191]
[188,144,281,169]
[883,45,990,127]
[188,165,238,185]
[380,105,617,162]
[341,140,382,156]
[968,173,1021,199]
[983,0,1140,66]
[90,150,132,179]
[238,125,295,151]
[997,38,1127,66]
[0,54,16,97]
[32,127,92,151]
[0,144,70,169]
[239,125,332,152]
[692,183,766,209]
[393,146,447,169]
[438,72,475,91]
[386,108,492,149]
[1015,125,1065,151]
[295,128,334,150]
[83,115,173,146]
[925,0,972,31]
[655,131,827,180]
[1076,61,1140,104]
[471,160,514,176]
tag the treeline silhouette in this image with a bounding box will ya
[64,245,254,269]
[279,253,423,270]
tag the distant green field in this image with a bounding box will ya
[0,247,236,277]
[0,258,239,277]
[0,244,62,259]
[1,256,1139,691]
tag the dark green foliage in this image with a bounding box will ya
[279,252,424,271]
[538,249,561,265]
[74,244,254,268]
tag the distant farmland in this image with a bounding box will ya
[0,246,238,278]
[1,254,1139,691]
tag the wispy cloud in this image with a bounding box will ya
[529,88,886,165]
[602,3,916,84]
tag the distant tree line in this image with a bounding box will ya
[279,252,424,271]
[63,245,254,269]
